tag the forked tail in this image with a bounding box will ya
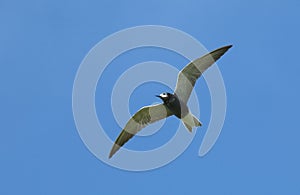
[182,113,202,132]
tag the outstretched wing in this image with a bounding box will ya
[175,45,232,104]
[109,103,173,158]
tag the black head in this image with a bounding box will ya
[156,92,173,103]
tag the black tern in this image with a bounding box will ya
[109,45,232,158]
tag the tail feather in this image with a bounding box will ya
[193,116,202,127]
[183,122,193,132]
[182,113,202,132]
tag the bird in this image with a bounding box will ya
[109,45,232,158]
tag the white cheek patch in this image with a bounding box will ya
[160,93,168,98]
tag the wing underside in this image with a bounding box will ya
[175,45,232,103]
[109,103,173,158]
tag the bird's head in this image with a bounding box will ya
[156,92,172,103]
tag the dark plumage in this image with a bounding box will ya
[156,93,188,118]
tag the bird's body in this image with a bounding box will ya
[158,93,188,118]
[156,92,201,132]
[109,45,232,158]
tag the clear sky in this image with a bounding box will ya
[1,0,300,194]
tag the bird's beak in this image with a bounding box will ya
[155,95,161,98]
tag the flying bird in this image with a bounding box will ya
[109,45,232,158]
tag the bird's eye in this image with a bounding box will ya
[163,93,166,95]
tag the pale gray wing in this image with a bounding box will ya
[174,45,232,104]
[109,103,173,158]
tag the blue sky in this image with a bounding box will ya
[1,0,300,194]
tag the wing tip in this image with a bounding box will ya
[212,44,233,60]
[221,44,233,51]
[108,144,120,159]
[108,150,114,159]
